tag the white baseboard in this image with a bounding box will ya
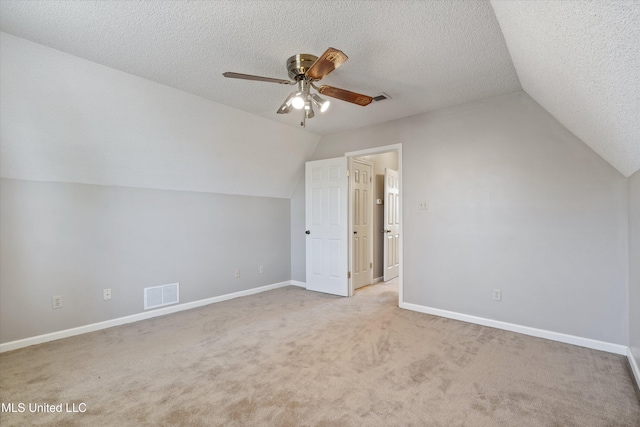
[0,280,296,353]
[290,280,306,288]
[4,284,631,360]
[399,302,628,356]
[629,347,640,389]
[373,276,383,284]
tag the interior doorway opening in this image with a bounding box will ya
[303,143,402,302]
[346,144,403,303]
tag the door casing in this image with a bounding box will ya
[383,167,400,282]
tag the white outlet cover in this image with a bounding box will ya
[52,295,63,309]
[418,200,429,210]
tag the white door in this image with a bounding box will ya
[305,158,348,296]
[383,168,400,281]
[351,159,373,290]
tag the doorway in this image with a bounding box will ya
[304,144,403,302]
[347,144,402,300]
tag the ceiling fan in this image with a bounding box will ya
[223,48,373,127]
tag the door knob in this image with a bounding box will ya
[386,229,391,233]
[305,230,311,235]
[353,231,357,234]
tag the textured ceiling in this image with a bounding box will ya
[0,0,520,136]
[1,1,638,178]
[491,0,640,177]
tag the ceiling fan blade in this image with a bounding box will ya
[305,48,348,81]
[318,85,373,106]
[222,72,293,85]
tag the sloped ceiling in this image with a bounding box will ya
[1,33,320,199]
[0,0,520,136]
[0,1,638,179]
[491,0,640,177]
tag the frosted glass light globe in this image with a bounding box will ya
[292,96,305,110]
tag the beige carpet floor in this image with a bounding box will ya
[1,280,639,426]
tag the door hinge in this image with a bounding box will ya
[348,271,351,279]
[370,262,373,268]
[347,169,350,177]
[370,176,372,182]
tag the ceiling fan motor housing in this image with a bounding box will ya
[287,54,318,80]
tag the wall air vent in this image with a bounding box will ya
[372,92,391,102]
[144,283,179,310]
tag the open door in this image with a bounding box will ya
[350,158,373,290]
[305,158,349,296]
[383,168,400,281]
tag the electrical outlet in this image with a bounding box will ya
[493,289,502,301]
[259,265,264,274]
[52,295,63,309]
[103,288,111,300]
[418,200,429,210]
[235,269,240,278]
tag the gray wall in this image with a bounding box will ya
[297,91,628,345]
[0,179,291,343]
[358,152,399,280]
[629,170,640,369]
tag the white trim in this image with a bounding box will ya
[290,280,306,288]
[628,347,640,388]
[399,301,628,355]
[373,276,383,284]
[0,280,295,353]
[344,143,402,158]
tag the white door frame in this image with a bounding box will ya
[383,167,400,282]
[345,144,403,304]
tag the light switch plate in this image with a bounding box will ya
[418,200,429,210]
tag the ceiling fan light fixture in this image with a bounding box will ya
[277,102,291,114]
[277,91,297,114]
[224,47,374,123]
[292,92,305,110]
[312,94,330,113]
[305,101,315,119]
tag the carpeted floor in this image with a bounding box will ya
[1,280,639,426]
